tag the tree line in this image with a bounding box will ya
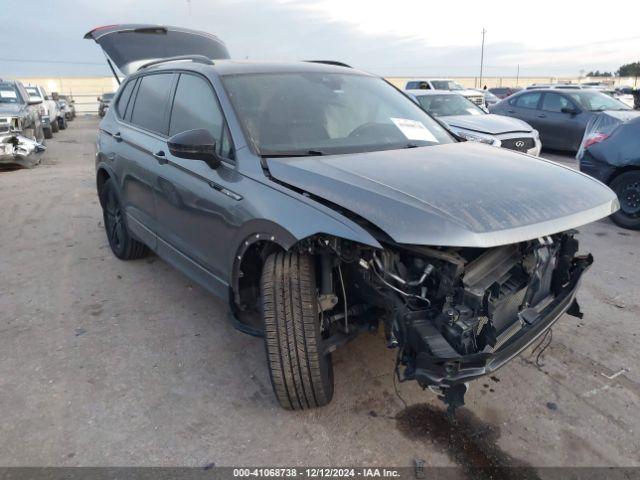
[587,62,640,77]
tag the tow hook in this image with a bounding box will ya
[438,383,468,417]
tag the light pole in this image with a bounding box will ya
[479,28,487,88]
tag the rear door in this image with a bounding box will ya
[505,91,543,127]
[84,24,230,76]
[114,72,175,246]
[153,72,239,296]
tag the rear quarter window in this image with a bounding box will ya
[130,73,174,134]
[115,80,136,118]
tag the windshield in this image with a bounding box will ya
[222,72,454,156]
[567,91,630,111]
[25,87,41,99]
[415,94,484,117]
[431,80,464,91]
[0,83,23,104]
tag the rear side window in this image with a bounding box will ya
[130,74,174,134]
[169,74,233,158]
[115,80,136,118]
[512,92,541,109]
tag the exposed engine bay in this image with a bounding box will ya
[296,230,591,412]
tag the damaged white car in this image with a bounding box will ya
[0,80,46,168]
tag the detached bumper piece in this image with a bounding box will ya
[411,255,591,389]
[0,134,46,169]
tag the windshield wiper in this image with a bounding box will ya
[260,149,325,158]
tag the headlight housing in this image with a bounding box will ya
[450,127,501,147]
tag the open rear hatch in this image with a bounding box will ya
[84,24,230,79]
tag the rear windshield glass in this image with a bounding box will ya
[222,72,454,156]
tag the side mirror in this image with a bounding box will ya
[561,106,578,115]
[28,98,43,105]
[167,129,221,169]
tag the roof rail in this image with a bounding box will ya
[305,60,352,68]
[138,54,214,71]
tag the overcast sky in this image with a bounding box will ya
[1,0,639,78]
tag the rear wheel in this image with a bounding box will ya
[610,171,640,230]
[99,179,149,260]
[43,127,53,139]
[51,119,59,133]
[261,251,334,410]
[58,117,67,130]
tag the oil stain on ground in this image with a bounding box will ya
[396,404,540,480]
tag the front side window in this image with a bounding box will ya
[169,74,232,159]
[0,83,22,104]
[222,72,453,156]
[513,92,541,109]
[130,73,174,134]
[416,94,484,117]
[541,93,572,112]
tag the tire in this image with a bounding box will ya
[261,251,334,410]
[610,171,640,230]
[43,127,53,139]
[99,179,149,260]
[51,119,59,133]
[58,117,67,130]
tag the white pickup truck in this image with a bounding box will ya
[24,85,61,138]
[405,79,485,107]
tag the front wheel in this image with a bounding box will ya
[261,251,334,410]
[58,117,67,130]
[51,118,59,133]
[44,127,53,139]
[610,171,640,230]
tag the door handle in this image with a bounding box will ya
[153,150,168,164]
[537,114,546,118]
[112,132,122,142]
[507,110,515,114]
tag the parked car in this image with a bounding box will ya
[0,80,46,168]
[52,93,76,122]
[489,89,637,152]
[577,112,640,229]
[474,88,500,107]
[405,78,485,106]
[87,24,618,413]
[407,90,541,156]
[25,85,60,138]
[488,87,521,99]
[98,92,115,117]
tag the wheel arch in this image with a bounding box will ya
[607,165,640,185]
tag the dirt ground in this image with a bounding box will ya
[1,117,639,472]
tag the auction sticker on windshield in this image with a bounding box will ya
[0,90,17,99]
[391,118,438,142]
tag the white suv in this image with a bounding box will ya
[405,79,485,106]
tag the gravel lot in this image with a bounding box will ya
[1,117,639,471]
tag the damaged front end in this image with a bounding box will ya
[0,130,46,168]
[307,231,591,413]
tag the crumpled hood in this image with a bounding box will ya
[0,104,25,116]
[442,114,533,135]
[267,142,618,247]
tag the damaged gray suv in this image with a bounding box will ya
[87,25,618,413]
